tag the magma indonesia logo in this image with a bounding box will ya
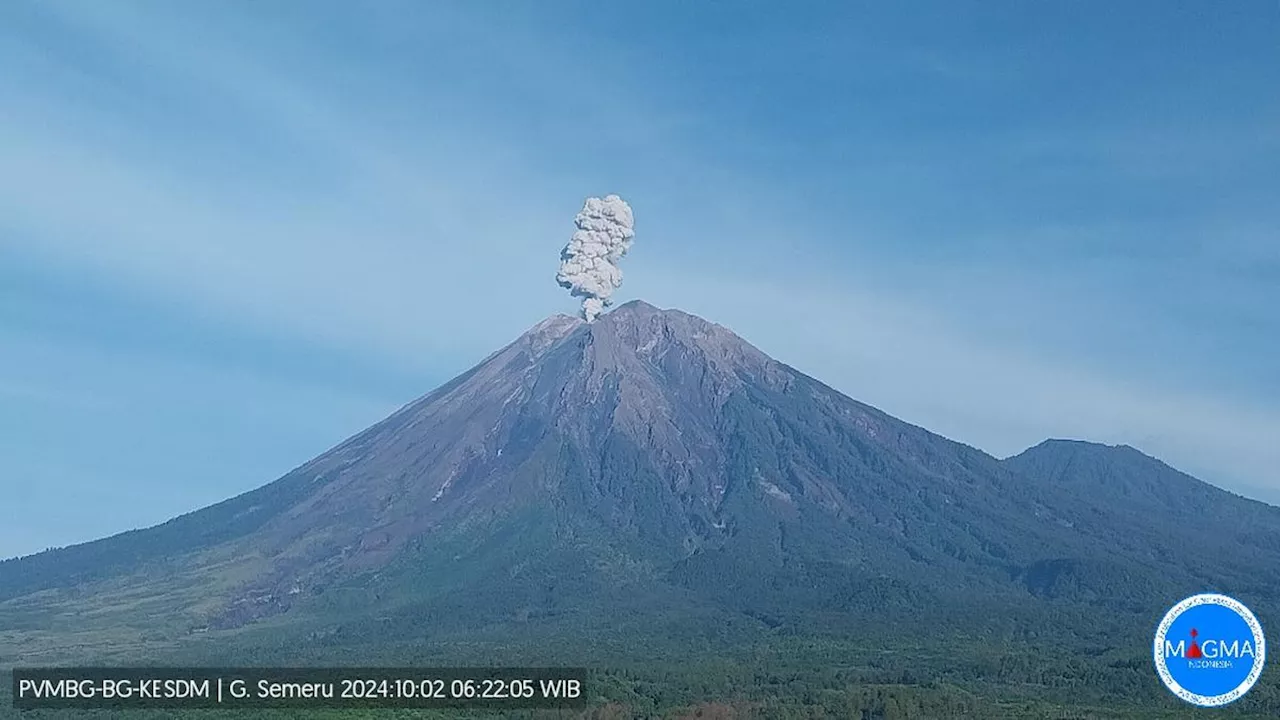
[1154,593,1266,707]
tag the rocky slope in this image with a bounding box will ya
[3,301,1278,661]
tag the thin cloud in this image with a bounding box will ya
[2,0,1275,511]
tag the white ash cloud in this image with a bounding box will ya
[556,195,635,322]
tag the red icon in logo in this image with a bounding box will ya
[1186,628,1204,659]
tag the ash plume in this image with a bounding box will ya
[556,195,635,322]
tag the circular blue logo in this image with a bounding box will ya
[1154,594,1266,707]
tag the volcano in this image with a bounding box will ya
[3,301,1280,666]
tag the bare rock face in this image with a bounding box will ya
[250,302,796,577]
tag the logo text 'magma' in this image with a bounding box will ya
[1164,640,1257,659]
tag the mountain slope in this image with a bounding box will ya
[1003,440,1280,602]
[3,301,1279,664]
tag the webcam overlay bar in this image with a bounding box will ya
[13,667,588,709]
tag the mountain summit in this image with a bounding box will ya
[3,302,1279,661]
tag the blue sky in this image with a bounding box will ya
[1,1,1277,560]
